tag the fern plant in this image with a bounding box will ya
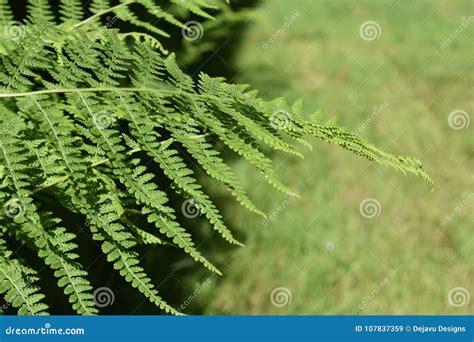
[0,0,431,315]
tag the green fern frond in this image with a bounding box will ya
[89,195,179,315]
[90,0,110,14]
[0,239,49,315]
[69,91,220,274]
[0,0,13,26]
[128,220,173,246]
[27,0,55,23]
[118,92,243,246]
[169,123,266,217]
[0,3,431,315]
[0,135,97,315]
[171,0,216,20]
[59,0,84,22]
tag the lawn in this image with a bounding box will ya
[183,0,473,315]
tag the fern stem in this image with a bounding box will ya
[0,141,22,198]
[0,87,218,101]
[32,98,74,172]
[91,158,110,167]
[0,269,34,314]
[71,1,137,30]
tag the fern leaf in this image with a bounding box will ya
[169,123,265,217]
[0,0,13,26]
[70,92,221,274]
[118,92,243,246]
[0,134,97,315]
[27,0,55,23]
[90,0,110,14]
[129,221,172,246]
[0,240,49,315]
[59,0,84,22]
[89,195,179,314]
[0,12,432,315]
[115,6,170,37]
[171,0,215,20]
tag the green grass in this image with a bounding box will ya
[188,0,473,314]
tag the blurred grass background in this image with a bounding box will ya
[185,0,473,314]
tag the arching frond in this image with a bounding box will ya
[0,1,431,315]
